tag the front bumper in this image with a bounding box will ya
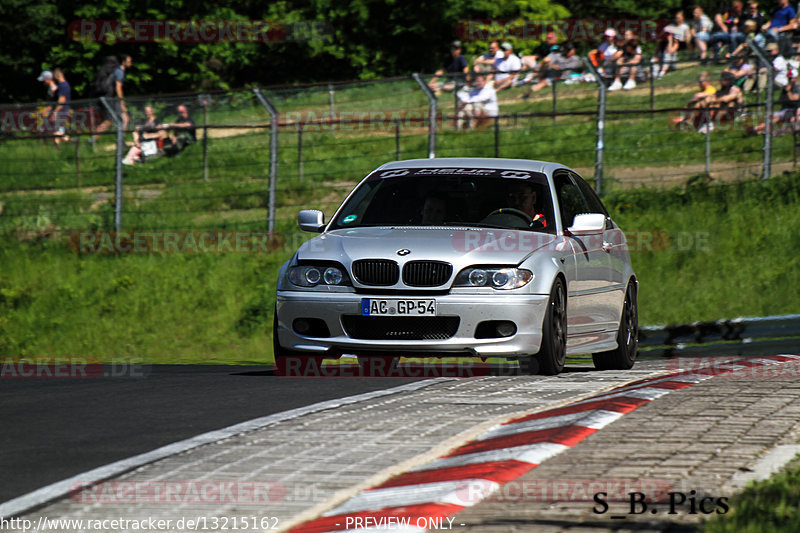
[275,290,549,358]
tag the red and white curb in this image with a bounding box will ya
[290,354,800,532]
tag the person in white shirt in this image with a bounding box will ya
[457,74,499,130]
[474,41,504,75]
[689,6,715,60]
[494,42,522,90]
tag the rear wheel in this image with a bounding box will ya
[535,277,567,375]
[593,281,638,370]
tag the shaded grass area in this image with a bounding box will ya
[0,174,798,364]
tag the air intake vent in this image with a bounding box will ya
[352,259,400,286]
[402,261,453,287]
[342,316,460,340]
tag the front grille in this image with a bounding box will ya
[342,316,460,340]
[352,259,400,286]
[402,260,453,287]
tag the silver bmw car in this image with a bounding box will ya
[274,158,638,374]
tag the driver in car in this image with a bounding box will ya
[505,181,548,228]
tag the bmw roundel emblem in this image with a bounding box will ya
[397,249,411,256]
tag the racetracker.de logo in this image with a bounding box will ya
[0,357,146,379]
[68,231,284,254]
[67,20,331,43]
[70,481,286,504]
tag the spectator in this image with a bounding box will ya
[122,106,164,165]
[672,72,717,128]
[689,6,714,61]
[36,70,57,141]
[51,68,71,146]
[493,42,522,90]
[749,70,800,133]
[93,54,133,142]
[742,1,768,48]
[589,28,617,70]
[162,104,196,157]
[700,71,745,132]
[473,41,503,74]
[428,41,469,94]
[456,73,498,130]
[723,54,754,87]
[523,42,581,95]
[608,39,643,90]
[764,42,789,88]
[656,10,690,78]
[518,32,560,85]
[710,2,746,59]
[763,0,796,44]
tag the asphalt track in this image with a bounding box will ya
[0,365,423,505]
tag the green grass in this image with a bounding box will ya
[702,457,800,533]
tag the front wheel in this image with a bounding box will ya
[593,281,638,370]
[536,277,567,375]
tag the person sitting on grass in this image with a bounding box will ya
[701,71,745,133]
[428,41,469,95]
[608,39,643,91]
[672,72,718,129]
[162,104,196,157]
[748,70,800,133]
[522,43,582,97]
[456,73,498,130]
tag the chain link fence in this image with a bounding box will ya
[1,46,796,237]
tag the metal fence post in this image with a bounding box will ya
[582,58,606,194]
[395,122,401,160]
[253,88,279,232]
[328,84,335,117]
[494,116,500,157]
[704,109,711,176]
[297,123,304,181]
[552,80,557,125]
[100,96,124,231]
[649,56,655,114]
[199,94,210,182]
[412,73,437,158]
[750,39,774,180]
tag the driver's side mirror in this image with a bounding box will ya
[567,213,606,235]
[298,210,325,233]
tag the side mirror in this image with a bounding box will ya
[298,210,325,233]
[567,213,606,235]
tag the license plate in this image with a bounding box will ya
[361,298,436,316]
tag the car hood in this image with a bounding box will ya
[296,227,557,266]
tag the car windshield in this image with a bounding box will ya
[329,168,556,233]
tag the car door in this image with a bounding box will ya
[554,171,613,338]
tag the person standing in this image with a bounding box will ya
[51,68,71,146]
[93,54,132,142]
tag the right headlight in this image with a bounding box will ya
[454,266,533,290]
[288,264,351,287]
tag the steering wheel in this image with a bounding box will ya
[485,208,533,225]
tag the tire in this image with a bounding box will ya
[536,277,568,375]
[593,281,638,370]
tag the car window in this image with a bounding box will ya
[571,172,607,216]
[554,171,589,229]
[329,169,556,233]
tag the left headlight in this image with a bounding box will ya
[288,264,351,287]
[454,266,533,290]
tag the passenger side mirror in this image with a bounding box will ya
[298,210,325,233]
[567,213,606,235]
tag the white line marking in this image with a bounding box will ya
[0,378,452,518]
[476,409,623,441]
[412,442,570,471]
[323,479,499,516]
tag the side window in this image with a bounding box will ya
[571,172,608,216]
[554,171,589,229]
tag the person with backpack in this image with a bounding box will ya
[92,54,132,142]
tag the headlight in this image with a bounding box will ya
[454,267,533,290]
[289,265,350,287]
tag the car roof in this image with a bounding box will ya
[375,158,569,175]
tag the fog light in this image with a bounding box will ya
[496,321,516,337]
[293,319,310,334]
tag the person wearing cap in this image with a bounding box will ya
[37,70,58,142]
[766,41,789,87]
[37,70,57,101]
[493,42,521,91]
[689,6,714,61]
[588,28,616,73]
[428,40,469,94]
